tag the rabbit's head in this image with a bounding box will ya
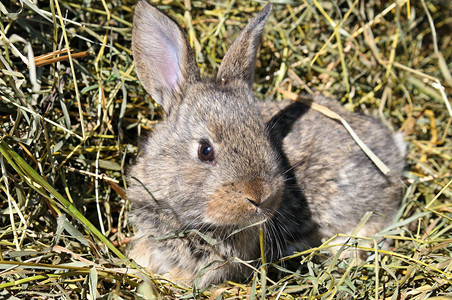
[130,2,283,228]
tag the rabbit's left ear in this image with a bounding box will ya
[132,0,200,114]
[216,4,272,87]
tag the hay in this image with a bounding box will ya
[0,0,451,298]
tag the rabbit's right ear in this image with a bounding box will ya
[216,4,272,87]
[132,1,200,113]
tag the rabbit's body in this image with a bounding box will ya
[261,95,404,241]
[127,1,404,287]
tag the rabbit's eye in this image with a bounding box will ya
[198,141,215,164]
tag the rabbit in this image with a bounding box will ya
[127,0,405,287]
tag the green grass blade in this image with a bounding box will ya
[0,140,125,259]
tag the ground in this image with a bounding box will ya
[0,0,451,299]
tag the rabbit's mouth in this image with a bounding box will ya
[204,179,283,226]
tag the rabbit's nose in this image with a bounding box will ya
[246,197,261,207]
[242,180,264,205]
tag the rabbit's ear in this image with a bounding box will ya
[132,1,200,113]
[216,4,272,87]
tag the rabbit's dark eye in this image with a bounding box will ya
[198,141,215,164]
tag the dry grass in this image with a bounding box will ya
[0,0,451,299]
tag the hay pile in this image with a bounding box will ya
[0,0,450,298]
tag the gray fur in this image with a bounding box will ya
[128,1,405,287]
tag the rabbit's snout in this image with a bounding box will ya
[206,179,283,225]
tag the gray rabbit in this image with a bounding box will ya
[127,1,405,287]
